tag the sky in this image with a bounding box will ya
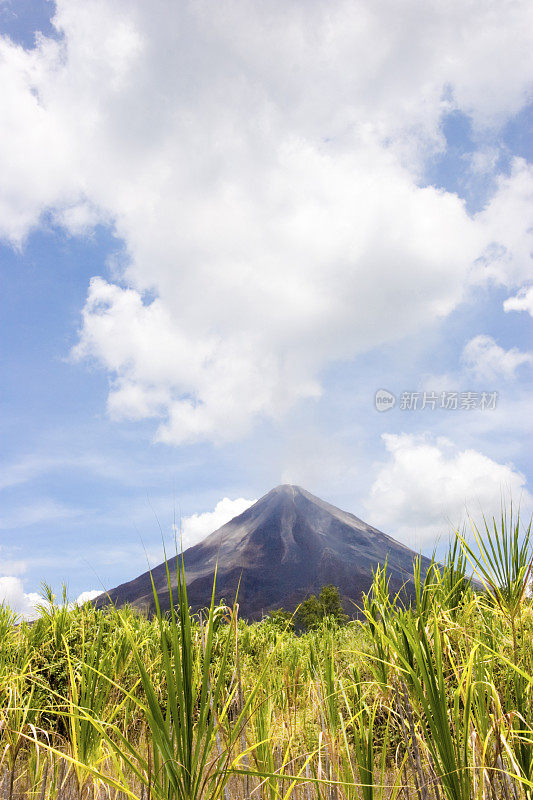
[0,0,532,618]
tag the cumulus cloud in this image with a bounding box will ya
[365,433,532,546]
[75,589,102,604]
[179,496,256,548]
[504,285,533,317]
[2,0,533,442]
[461,335,532,381]
[0,576,41,620]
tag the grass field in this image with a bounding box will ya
[1,511,532,800]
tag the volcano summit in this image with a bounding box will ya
[97,485,431,619]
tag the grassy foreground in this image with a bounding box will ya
[1,514,532,800]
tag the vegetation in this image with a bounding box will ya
[294,584,348,630]
[0,510,532,800]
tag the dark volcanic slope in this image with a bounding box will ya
[98,485,431,619]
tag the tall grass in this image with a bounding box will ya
[0,509,531,799]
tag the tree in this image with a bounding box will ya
[296,585,348,630]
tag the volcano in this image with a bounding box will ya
[97,484,431,619]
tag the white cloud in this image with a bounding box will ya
[504,285,533,317]
[75,589,102,605]
[461,334,532,381]
[2,0,533,443]
[0,576,41,620]
[472,160,533,287]
[365,433,532,547]
[179,496,256,548]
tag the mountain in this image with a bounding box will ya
[96,484,431,619]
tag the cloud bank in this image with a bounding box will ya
[365,433,532,546]
[1,0,532,444]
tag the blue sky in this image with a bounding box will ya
[1,0,532,617]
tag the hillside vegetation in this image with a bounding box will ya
[1,512,532,800]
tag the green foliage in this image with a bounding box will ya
[296,584,348,630]
[0,511,531,800]
[459,506,532,653]
[263,608,295,632]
